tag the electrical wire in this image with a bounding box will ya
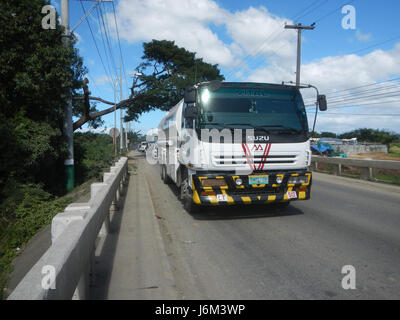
[79,0,114,92]
[223,0,330,80]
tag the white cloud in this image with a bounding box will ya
[108,0,296,69]
[309,111,400,134]
[225,7,296,62]
[103,0,400,133]
[108,0,234,66]
[249,44,400,94]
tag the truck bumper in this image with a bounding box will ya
[191,171,312,206]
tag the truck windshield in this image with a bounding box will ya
[198,86,308,133]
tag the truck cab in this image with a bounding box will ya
[157,81,326,212]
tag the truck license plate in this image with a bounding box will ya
[216,194,228,202]
[249,176,269,185]
[286,191,297,199]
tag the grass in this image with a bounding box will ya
[0,177,99,300]
[374,174,400,185]
[388,152,400,158]
[0,189,72,299]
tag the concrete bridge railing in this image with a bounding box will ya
[7,157,128,300]
[311,155,400,180]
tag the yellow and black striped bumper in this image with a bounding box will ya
[192,171,312,206]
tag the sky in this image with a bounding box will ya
[51,0,400,135]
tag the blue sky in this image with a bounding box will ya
[51,0,400,134]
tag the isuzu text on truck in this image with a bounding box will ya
[155,81,327,212]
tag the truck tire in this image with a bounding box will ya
[161,165,172,184]
[181,178,199,213]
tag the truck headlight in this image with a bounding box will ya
[288,176,309,185]
[235,178,243,186]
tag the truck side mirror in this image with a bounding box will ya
[184,86,196,103]
[184,105,198,119]
[318,95,327,111]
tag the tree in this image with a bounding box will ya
[339,128,400,145]
[319,131,337,138]
[0,0,87,195]
[73,40,225,130]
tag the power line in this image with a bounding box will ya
[350,34,400,55]
[314,0,357,24]
[79,0,114,91]
[233,0,358,83]
[305,98,400,109]
[94,4,116,84]
[237,0,353,82]
[307,91,400,107]
[111,0,129,96]
[307,112,400,116]
[293,0,328,22]
[224,0,329,80]
[98,3,119,81]
[304,82,400,103]
[313,77,400,96]
[304,83,400,105]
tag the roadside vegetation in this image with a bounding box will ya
[312,129,400,185]
[1,0,399,300]
[0,0,221,299]
[0,132,115,299]
[311,128,400,146]
[388,143,400,158]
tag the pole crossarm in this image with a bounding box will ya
[284,24,316,30]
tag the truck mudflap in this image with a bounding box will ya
[191,171,312,206]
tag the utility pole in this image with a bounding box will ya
[284,22,315,87]
[113,81,117,156]
[119,56,123,152]
[125,121,129,150]
[61,0,114,191]
[61,0,74,192]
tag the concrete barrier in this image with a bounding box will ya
[334,144,388,155]
[7,157,128,300]
[311,156,400,180]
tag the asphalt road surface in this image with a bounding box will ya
[92,152,400,299]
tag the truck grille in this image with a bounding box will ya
[212,154,298,166]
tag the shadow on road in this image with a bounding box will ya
[166,182,304,221]
[89,165,133,300]
[192,203,304,221]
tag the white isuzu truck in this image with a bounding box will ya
[156,81,326,212]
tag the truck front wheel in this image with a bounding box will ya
[161,165,172,184]
[180,178,199,213]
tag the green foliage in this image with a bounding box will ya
[127,130,145,147]
[74,132,114,184]
[312,129,400,146]
[338,128,400,145]
[388,143,400,157]
[125,40,225,121]
[0,0,87,197]
[310,131,338,138]
[0,131,113,299]
[0,183,71,299]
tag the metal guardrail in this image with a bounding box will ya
[311,155,400,180]
[7,157,128,300]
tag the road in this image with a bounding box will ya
[91,152,400,300]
